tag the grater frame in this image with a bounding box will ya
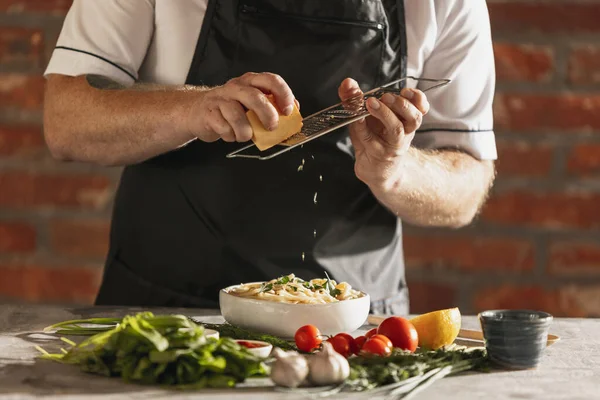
[225,76,451,161]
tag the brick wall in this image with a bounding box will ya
[407,0,600,318]
[0,1,599,317]
[0,1,117,304]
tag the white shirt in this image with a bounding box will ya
[44,0,497,160]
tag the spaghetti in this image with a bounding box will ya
[227,274,364,304]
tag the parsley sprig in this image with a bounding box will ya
[324,271,342,297]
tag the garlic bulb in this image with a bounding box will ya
[269,347,309,388]
[308,341,350,386]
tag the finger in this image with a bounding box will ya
[244,72,296,116]
[208,107,235,142]
[338,78,363,102]
[338,78,365,114]
[220,101,253,142]
[365,97,404,145]
[380,93,423,134]
[232,85,280,131]
[401,88,429,115]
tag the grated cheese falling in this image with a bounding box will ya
[313,192,318,204]
[297,165,303,172]
[314,229,317,238]
[301,252,305,262]
[319,175,323,182]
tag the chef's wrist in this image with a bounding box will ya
[178,88,212,144]
[366,155,410,197]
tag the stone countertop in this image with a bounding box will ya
[0,305,598,400]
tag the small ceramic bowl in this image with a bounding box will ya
[204,329,220,340]
[235,339,273,358]
[478,309,553,370]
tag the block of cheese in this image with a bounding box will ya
[247,95,303,151]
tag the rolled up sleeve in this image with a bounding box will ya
[413,0,497,161]
[44,0,155,86]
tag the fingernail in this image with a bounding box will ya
[381,93,395,105]
[347,78,358,88]
[402,88,414,100]
[283,105,294,116]
[367,97,380,110]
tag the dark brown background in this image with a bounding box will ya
[0,0,599,317]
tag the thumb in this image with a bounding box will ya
[338,78,363,103]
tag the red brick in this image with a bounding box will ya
[0,0,72,14]
[0,74,45,110]
[0,221,35,253]
[0,264,101,303]
[0,125,45,157]
[549,242,600,276]
[50,219,110,258]
[404,235,535,272]
[496,140,553,177]
[473,285,590,318]
[494,94,600,133]
[0,27,43,66]
[494,43,553,82]
[482,191,600,230]
[0,172,113,210]
[567,144,600,176]
[488,3,600,34]
[568,45,600,85]
[408,282,457,315]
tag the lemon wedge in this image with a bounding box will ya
[410,307,461,350]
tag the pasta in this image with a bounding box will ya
[227,274,364,304]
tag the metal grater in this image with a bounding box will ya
[226,76,451,160]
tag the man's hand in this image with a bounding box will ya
[190,72,297,144]
[337,77,495,228]
[338,78,429,191]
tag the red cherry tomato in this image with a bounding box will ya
[376,316,419,353]
[336,333,358,355]
[370,334,393,350]
[361,337,392,357]
[365,328,378,339]
[327,334,354,358]
[353,335,367,354]
[295,325,322,352]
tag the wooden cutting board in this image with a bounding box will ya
[367,315,560,347]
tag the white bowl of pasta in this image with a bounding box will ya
[219,274,370,338]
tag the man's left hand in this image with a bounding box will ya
[338,78,430,191]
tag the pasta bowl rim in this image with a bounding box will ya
[220,282,370,307]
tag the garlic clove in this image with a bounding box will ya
[269,347,310,388]
[307,341,350,386]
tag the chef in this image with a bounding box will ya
[43,0,497,315]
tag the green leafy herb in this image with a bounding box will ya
[36,313,268,388]
[346,347,490,391]
[259,283,273,293]
[276,275,291,285]
[323,270,341,298]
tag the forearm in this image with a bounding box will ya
[370,148,496,228]
[43,74,205,166]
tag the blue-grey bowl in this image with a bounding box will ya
[478,309,553,370]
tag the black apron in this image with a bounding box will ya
[96,0,410,316]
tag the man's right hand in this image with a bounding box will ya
[189,72,297,143]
